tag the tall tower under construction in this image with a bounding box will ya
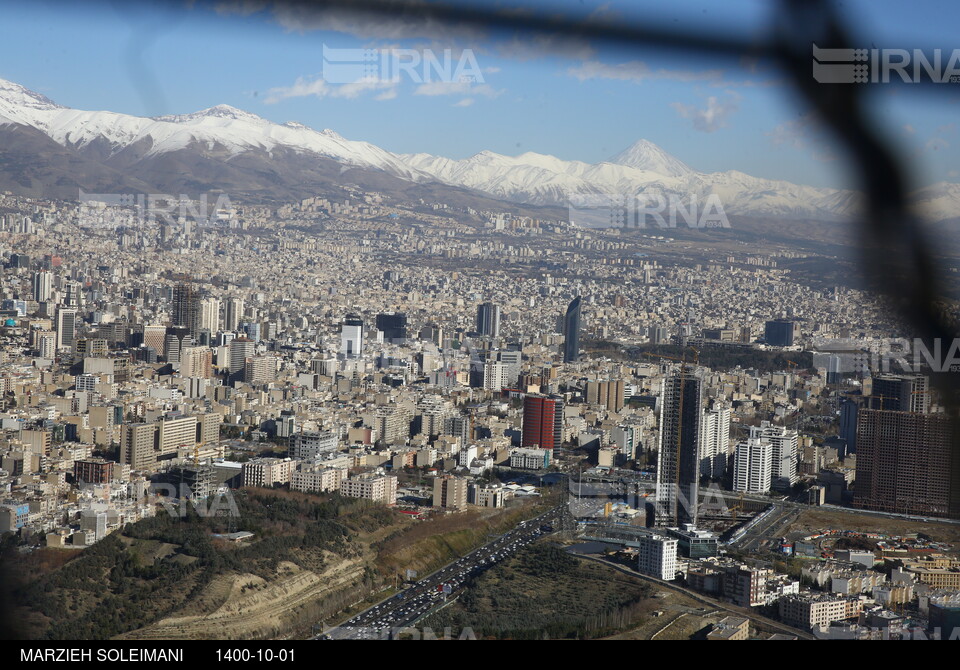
[655,369,703,527]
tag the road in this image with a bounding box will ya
[574,554,814,640]
[317,506,564,640]
[728,506,801,552]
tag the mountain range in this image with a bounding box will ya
[0,77,955,225]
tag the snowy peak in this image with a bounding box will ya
[154,104,266,124]
[0,77,63,113]
[0,78,428,179]
[606,139,692,177]
[401,140,870,220]
[0,77,954,223]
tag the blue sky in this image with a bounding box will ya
[1,0,958,189]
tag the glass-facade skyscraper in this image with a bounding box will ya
[562,297,581,363]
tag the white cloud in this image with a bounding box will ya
[264,75,397,104]
[671,92,740,133]
[413,81,503,98]
[454,98,474,107]
[568,59,723,84]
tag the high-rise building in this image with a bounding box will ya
[224,297,244,332]
[854,409,954,517]
[419,323,443,345]
[180,346,213,378]
[198,297,220,334]
[764,319,799,346]
[755,422,799,491]
[733,437,773,493]
[521,394,564,451]
[839,398,859,456]
[164,326,193,364]
[433,475,468,510]
[32,270,52,302]
[63,280,82,308]
[73,337,108,361]
[120,423,158,471]
[37,330,56,359]
[375,312,408,342]
[496,350,522,388]
[656,370,703,527]
[869,374,929,413]
[243,321,261,342]
[290,430,339,460]
[229,336,255,374]
[341,314,363,358]
[482,359,507,391]
[142,325,166,354]
[699,405,731,479]
[8,253,30,268]
[586,379,625,412]
[55,308,76,350]
[476,302,501,337]
[636,533,678,580]
[562,297,582,363]
[340,472,397,505]
[244,355,276,385]
[172,283,198,331]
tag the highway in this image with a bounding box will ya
[318,506,564,640]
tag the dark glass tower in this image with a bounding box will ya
[476,302,501,337]
[562,297,581,363]
[656,370,703,527]
[376,312,408,342]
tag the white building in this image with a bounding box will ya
[699,406,730,479]
[636,533,678,581]
[458,444,479,468]
[733,437,773,494]
[341,316,363,359]
[198,297,221,333]
[482,360,507,391]
[340,471,397,505]
[470,484,505,508]
[510,447,551,470]
[242,457,294,488]
[290,464,348,493]
[754,422,799,490]
[291,430,339,460]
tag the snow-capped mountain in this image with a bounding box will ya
[0,77,424,181]
[606,139,693,177]
[400,142,863,220]
[910,182,960,222]
[0,76,955,224]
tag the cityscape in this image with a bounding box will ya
[2,0,960,649]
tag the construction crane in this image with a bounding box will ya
[730,492,745,524]
[867,389,930,411]
[642,344,700,371]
